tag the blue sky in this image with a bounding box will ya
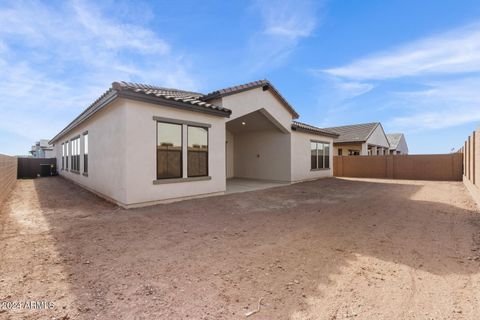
[1,0,480,155]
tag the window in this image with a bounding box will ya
[338,148,343,156]
[310,141,330,170]
[70,137,80,172]
[61,143,65,169]
[66,141,69,170]
[83,133,88,174]
[349,150,360,156]
[156,122,182,179]
[187,126,208,177]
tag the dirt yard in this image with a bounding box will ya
[1,177,479,320]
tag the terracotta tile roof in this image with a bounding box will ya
[291,121,339,138]
[324,122,380,143]
[50,82,231,144]
[202,80,300,119]
[112,81,230,113]
[51,79,301,143]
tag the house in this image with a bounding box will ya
[386,133,409,155]
[29,139,55,158]
[49,80,339,208]
[325,122,390,156]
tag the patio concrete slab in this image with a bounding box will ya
[226,178,290,194]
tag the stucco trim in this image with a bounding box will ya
[152,116,212,128]
[152,176,212,185]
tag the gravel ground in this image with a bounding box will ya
[1,176,479,320]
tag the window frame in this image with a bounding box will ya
[69,136,81,173]
[187,125,209,178]
[156,121,183,180]
[310,140,331,171]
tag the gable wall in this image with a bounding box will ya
[395,136,409,154]
[366,125,389,148]
[220,87,293,132]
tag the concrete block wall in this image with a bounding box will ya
[0,154,17,206]
[463,129,480,207]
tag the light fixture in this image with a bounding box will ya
[241,121,246,126]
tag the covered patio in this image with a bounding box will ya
[225,108,291,182]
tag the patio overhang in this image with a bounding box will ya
[226,108,289,133]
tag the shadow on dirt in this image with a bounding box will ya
[17,176,480,318]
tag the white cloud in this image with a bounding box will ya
[0,0,197,151]
[332,79,374,99]
[256,0,316,40]
[71,0,170,54]
[324,23,480,80]
[388,77,480,130]
[245,0,319,73]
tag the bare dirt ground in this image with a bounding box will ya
[1,177,480,320]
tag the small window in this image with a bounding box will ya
[83,133,88,174]
[310,142,317,169]
[66,141,69,170]
[70,137,80,171]
[187,126,208,177]
[61,143,65,169]
[349,150,360,156]
[311,141,330,170]
[338,148,343,156]
[157,122,182,179]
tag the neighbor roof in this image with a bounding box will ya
[291,121,339,138]
[202,79,300,119]
[50,82,232,144]
[386,133,404,150]
[325,122,380,143]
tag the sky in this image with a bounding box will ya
[1,0,480,155]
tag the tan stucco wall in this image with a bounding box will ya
[53,99,128,204]
[291,131,334,181]
[0,154,17,206]
[234,129,291,181]
[123,99,227,206]
[220,87,293,132]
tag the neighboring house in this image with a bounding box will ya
[29,139,55,158]
[386,133,409,155]
[325,122,390,156]
[49,80,339,208]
